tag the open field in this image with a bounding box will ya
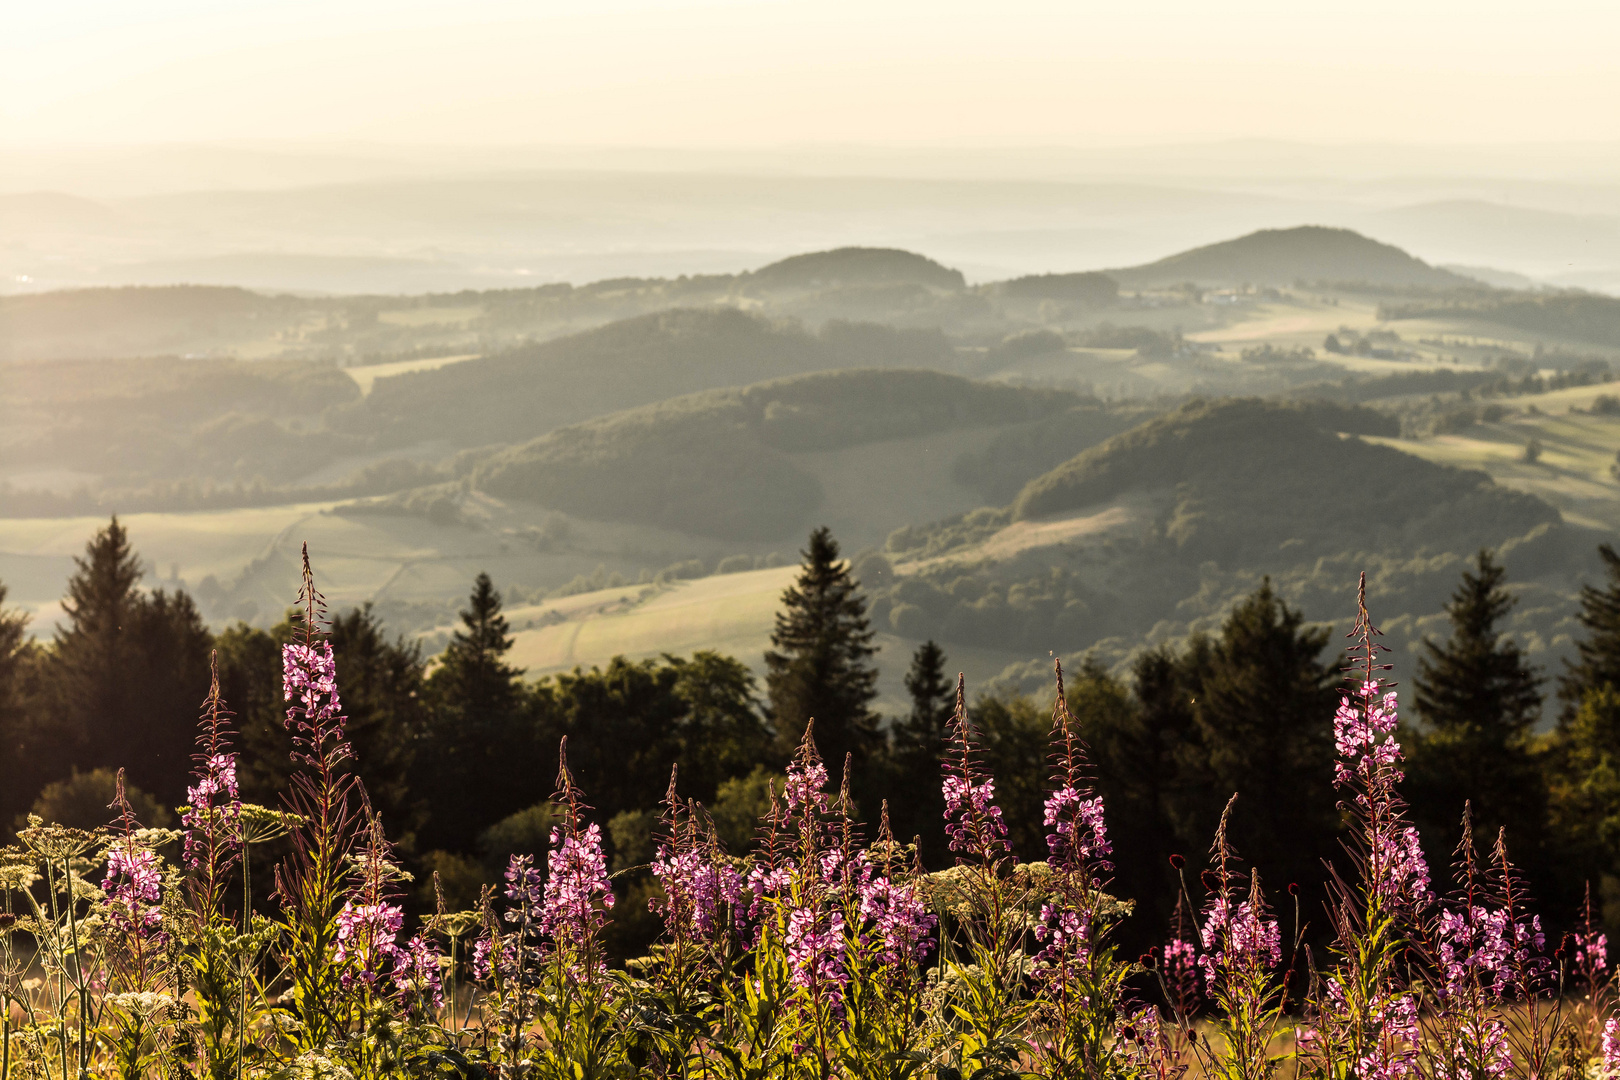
[344,353,480,394]
[1365,392,1620,531]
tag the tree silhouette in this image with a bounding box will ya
[765,527,880,791]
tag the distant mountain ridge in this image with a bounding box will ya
[1107,226,1472,289]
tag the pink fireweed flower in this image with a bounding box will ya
[785,905,849,1002]
[470,936,494,981]
[857,876,936,968]
[1334,682,1434,909]
[650,846,746,939]
[334,901,405,989]
[393,933,444,1012]
[1033,903,1090,972]
[182,751,242,868]
[1197,894,1280,989]
[542,821,615,953]
[1356,991,1422,1080]
[281,639,350,765]
[1581,930,1610,974]
[1602,1018,1620,1078]
[1043,785,1111,867]
[784,757,830,815]
[1444,1017,1512,1080]
[942,774,1008,858]
[105,841,163,935]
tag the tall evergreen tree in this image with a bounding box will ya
[0,582,43,828]
[889,640,954,859]
[52,518,212,802]
[765,527,880,788]
[1560,543,1620,715]
[1408,550,1545,860]
[1182,580,1339,900]
[418,573,529,851]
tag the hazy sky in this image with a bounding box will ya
[4,0,1617,148]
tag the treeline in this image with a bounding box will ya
[6,519,1620,955]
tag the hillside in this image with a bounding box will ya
[868,399,1590,683]
[1381,291,1620,349]
[352,309,959,447]
[746,247,965,290]
[1107,226,1473,290]
[469,369,1081,539]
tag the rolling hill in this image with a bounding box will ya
[351,309,960,447]
[1107,226,1473,290]
[745,247,965,290]
[870,398,1592,684]
[469,369,1082,539]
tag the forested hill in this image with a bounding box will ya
[349,309,958,446]
[874,398,1588,670]
[744,247,965,290]
[1010,398,1557,560]
[1106,226,1473,289]
[459,369,1082,539]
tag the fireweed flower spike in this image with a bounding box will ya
[271,545,370,1054]
[941,674,1008,862]
[544,739,616,980]
[1305,575,1428,1080]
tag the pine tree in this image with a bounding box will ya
[1560,543,1620,714]
[54,516,143,753]
[1408,550,1545,859]
[765,527,880,787]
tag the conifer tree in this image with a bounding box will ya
[889,640,954,859]
[765,527,880,787]
[418,572,529,850]
[52,517,212,801]
[1408,550,1544,858]
[0,581,42,826]
[896,640,953,760]
[1183,579,1339,899]
[1560,543,1620,714]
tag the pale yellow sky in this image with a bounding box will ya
[3,0,1618,148]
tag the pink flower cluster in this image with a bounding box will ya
[784,758,830,814]
[1437,904,1545,1000]
[392,934,444,1012]
[105,841,163,935]
[1198,895,1279,986]
[543,821,615,952]
[182,751,241,868]
[335,900,405,989]
[785,905,849,999]
[1602,1018,1620,1078]
[281,640,350,764]
[1443,1017,1511,1080]
[1042,785,1111,867]
[856,875,936,967]
[650,846,746,939]
[1333,684,1404,787]
[1579,929,1610,974]
[941,774,1007,858]
[1355,991,1421,1080]
[1033,904,1090,972]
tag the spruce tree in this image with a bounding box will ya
[1560,543,1620,714]
[890,640,954,859]
[52,517,212,802]
[418,573,529,851]
[1184,579,1339,899]
[0,581,42,826]
[765,527,880,787]
[1408,550,1545,859]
